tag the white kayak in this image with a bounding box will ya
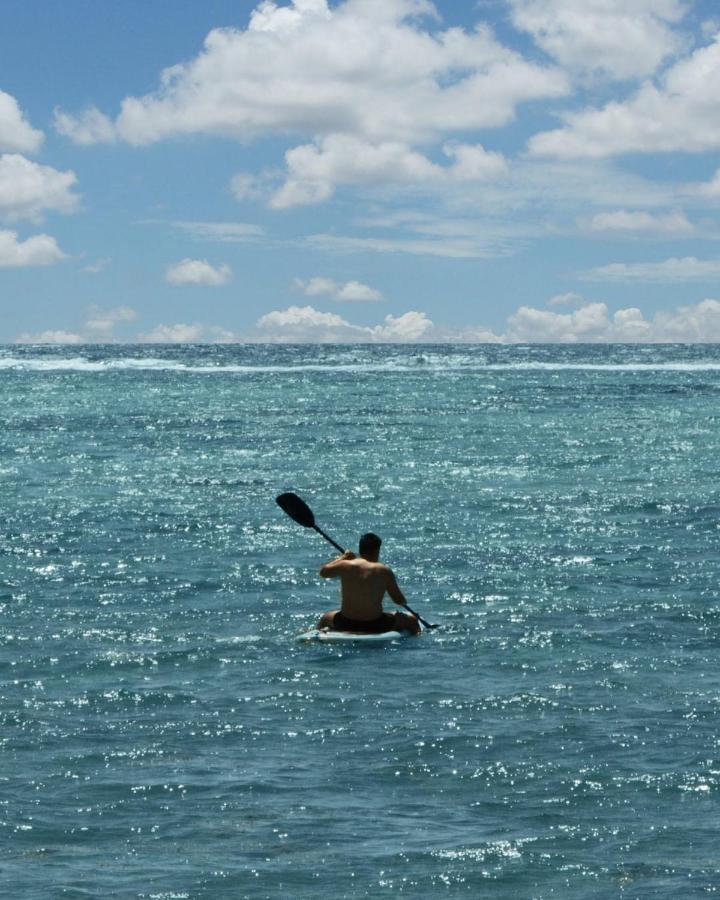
[298,628,411,644]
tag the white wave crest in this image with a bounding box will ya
[2,355,720,374]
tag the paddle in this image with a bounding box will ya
[276,491,436,629]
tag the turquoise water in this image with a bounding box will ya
[2,343,719,898]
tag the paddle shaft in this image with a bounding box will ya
[314,524,345,555]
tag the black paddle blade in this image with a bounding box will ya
[276,492,316,528]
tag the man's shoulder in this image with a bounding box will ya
[354,559,390,572]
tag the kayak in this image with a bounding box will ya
[298,628,411,644]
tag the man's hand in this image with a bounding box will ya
[320,549,354,577]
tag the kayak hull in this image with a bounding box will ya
[298,628,410,644]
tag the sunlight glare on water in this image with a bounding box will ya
[1,342,719,898]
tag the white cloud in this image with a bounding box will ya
[0,229,66,267]
[15,329,83,344]
[138,323,237,343]
[506,301,614,341]
[82,257,111,274]
[581,209,694,234]
[434,324,504,342]
[548,291,585,307]
[14,305,137,344]
[230,171,280,203]
[294,275,382,301]
[0,154,80,222]
[301,158,677,259]
[270,135,508,207]
[53,106,116,145]
[372,310,432,340]
[256,304,359,341]
[255,297,720,343]
[255,303,432,341]
[442,143,509,181]
[84,306,137,340]
[19,298,720,345]
[509,0,686,80]
[138,323,205,342]
[171,220,265,242]
[529,35,720,158]
[306,232,512,259]
[295,276,337,296]
[166,258,232,286]
[271,135,438,207]
[505,298,720,342]
[648,298,720,341]
[337,281,383,302]
[581,256,720,282]
[0,91,44,154]
[56,0,567,158]
[686,168,720,198]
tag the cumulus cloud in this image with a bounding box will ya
[18,298,720,345]
[509,0,686,80]
[0,154,80,222]
[505,298,720,342]
[166,258,232,286]
[256,304,432,341]
[0,91,44,154]
[293,275,382,301]
[138,323,237,342]
[255,297,720,343]
[528,35,720,158]
[271,136,438,207]
[15,305,137,343]
[0,229,66,267]
[54,0,558,210]
[256,305,363,341]
[374,310,433,340]
[270,135,508,207]
[581,256,720,282]
[442,143,509,181]
[506,301,615,341]
[55,0,566,150]
[15,329,84,344]
[580,209,694,234]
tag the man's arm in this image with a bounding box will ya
[319,550,355,578]
[384,567,409,607]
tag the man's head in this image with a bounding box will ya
[359,532,382,561]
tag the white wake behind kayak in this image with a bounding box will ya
[298,628,411,644]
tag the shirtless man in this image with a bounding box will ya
[317,532,421,635]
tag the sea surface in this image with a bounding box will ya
[1,342,719,899]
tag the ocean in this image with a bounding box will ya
[1,342,719,898]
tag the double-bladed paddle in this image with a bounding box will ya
[276,491,436,629]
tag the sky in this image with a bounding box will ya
[3,0,720,343]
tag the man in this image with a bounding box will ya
[317,532,420,635]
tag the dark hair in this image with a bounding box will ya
[359,532,382,556]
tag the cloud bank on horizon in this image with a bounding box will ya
[4,0,720,342]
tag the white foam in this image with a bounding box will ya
[1,355,720,374]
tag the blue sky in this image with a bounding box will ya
[3,0,720,342]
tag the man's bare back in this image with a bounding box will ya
[316,533,420,634]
